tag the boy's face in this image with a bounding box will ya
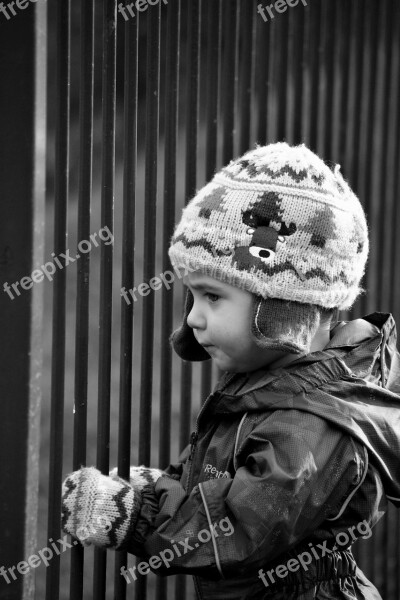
[182,271,287,373]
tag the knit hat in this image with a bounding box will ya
[168,142,369,360]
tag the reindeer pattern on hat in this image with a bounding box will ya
[233,190,297,271]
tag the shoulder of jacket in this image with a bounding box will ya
[232,404,361,471]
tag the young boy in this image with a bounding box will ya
[62,143,400,599]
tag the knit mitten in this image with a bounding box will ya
[61,466,163,549]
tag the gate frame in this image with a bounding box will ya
[0,3,47,599]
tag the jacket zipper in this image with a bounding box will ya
[186,391,216,492]
[186,429,199,493]
[186,374,240,493]
[186,424,205,597]
[189,430,198,460]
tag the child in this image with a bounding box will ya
[62,143,400,599]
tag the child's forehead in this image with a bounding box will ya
[182,270,230,291]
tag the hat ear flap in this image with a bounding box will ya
[251,296,322,355]
[169,288,211,361]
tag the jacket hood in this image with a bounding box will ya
[326,312,400,393]
[212,312,400,506]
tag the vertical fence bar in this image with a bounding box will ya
[176,2,201,598]
[137,0,161,471]
[254,7,269,146]
[319,0,335,159]
[376,0,394,318]
[0,1,46,598]
[265,8,278,142]
[135,2,161,599]
[343,1,364,187]
[289,3,305,145]
[336,2,351,163]
[285,8,295,145]
[364,0,385,325]
[305,0,321,151]
[156,4,181,599]
[205,0,220,177]
[361,1,379,319]
[330,0,352,322]
[330,1,350,163]
[113,5,139,600]
[69,1,95,596]
[351,1,365,189]
[118,6,139,483]
[221,0,238,163]
[93,0,117,598]
[45,1,70,598]
[238,0,253,154]
[275,8,289,142]
[353,0,378,320]
[353,2,372,234]
[329,3,341,163]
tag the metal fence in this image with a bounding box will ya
[1,0,400,599]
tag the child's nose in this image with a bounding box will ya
[187,301,206,330]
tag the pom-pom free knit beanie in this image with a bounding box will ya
[168,142,369,359]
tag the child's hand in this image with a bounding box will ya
[61,466,162,549]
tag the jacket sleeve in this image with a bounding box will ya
[126,410,365,580]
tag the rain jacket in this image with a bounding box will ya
[126,312,400,599]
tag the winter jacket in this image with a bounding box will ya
[126,312,400,599]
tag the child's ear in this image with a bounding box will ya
[169,288,211,361]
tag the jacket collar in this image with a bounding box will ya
[209,313,398,415]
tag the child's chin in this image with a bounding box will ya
[208,349,248,373]
[214,358,247,373]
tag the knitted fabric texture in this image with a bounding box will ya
[251,296,325,354]
[168,143,369,310]
[61,466,162,549]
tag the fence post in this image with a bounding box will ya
[0,2,47,599]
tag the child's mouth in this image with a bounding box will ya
[202,344,215,352]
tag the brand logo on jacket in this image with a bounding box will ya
[204,464,230,479]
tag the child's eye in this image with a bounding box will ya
[205,292,220,303]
